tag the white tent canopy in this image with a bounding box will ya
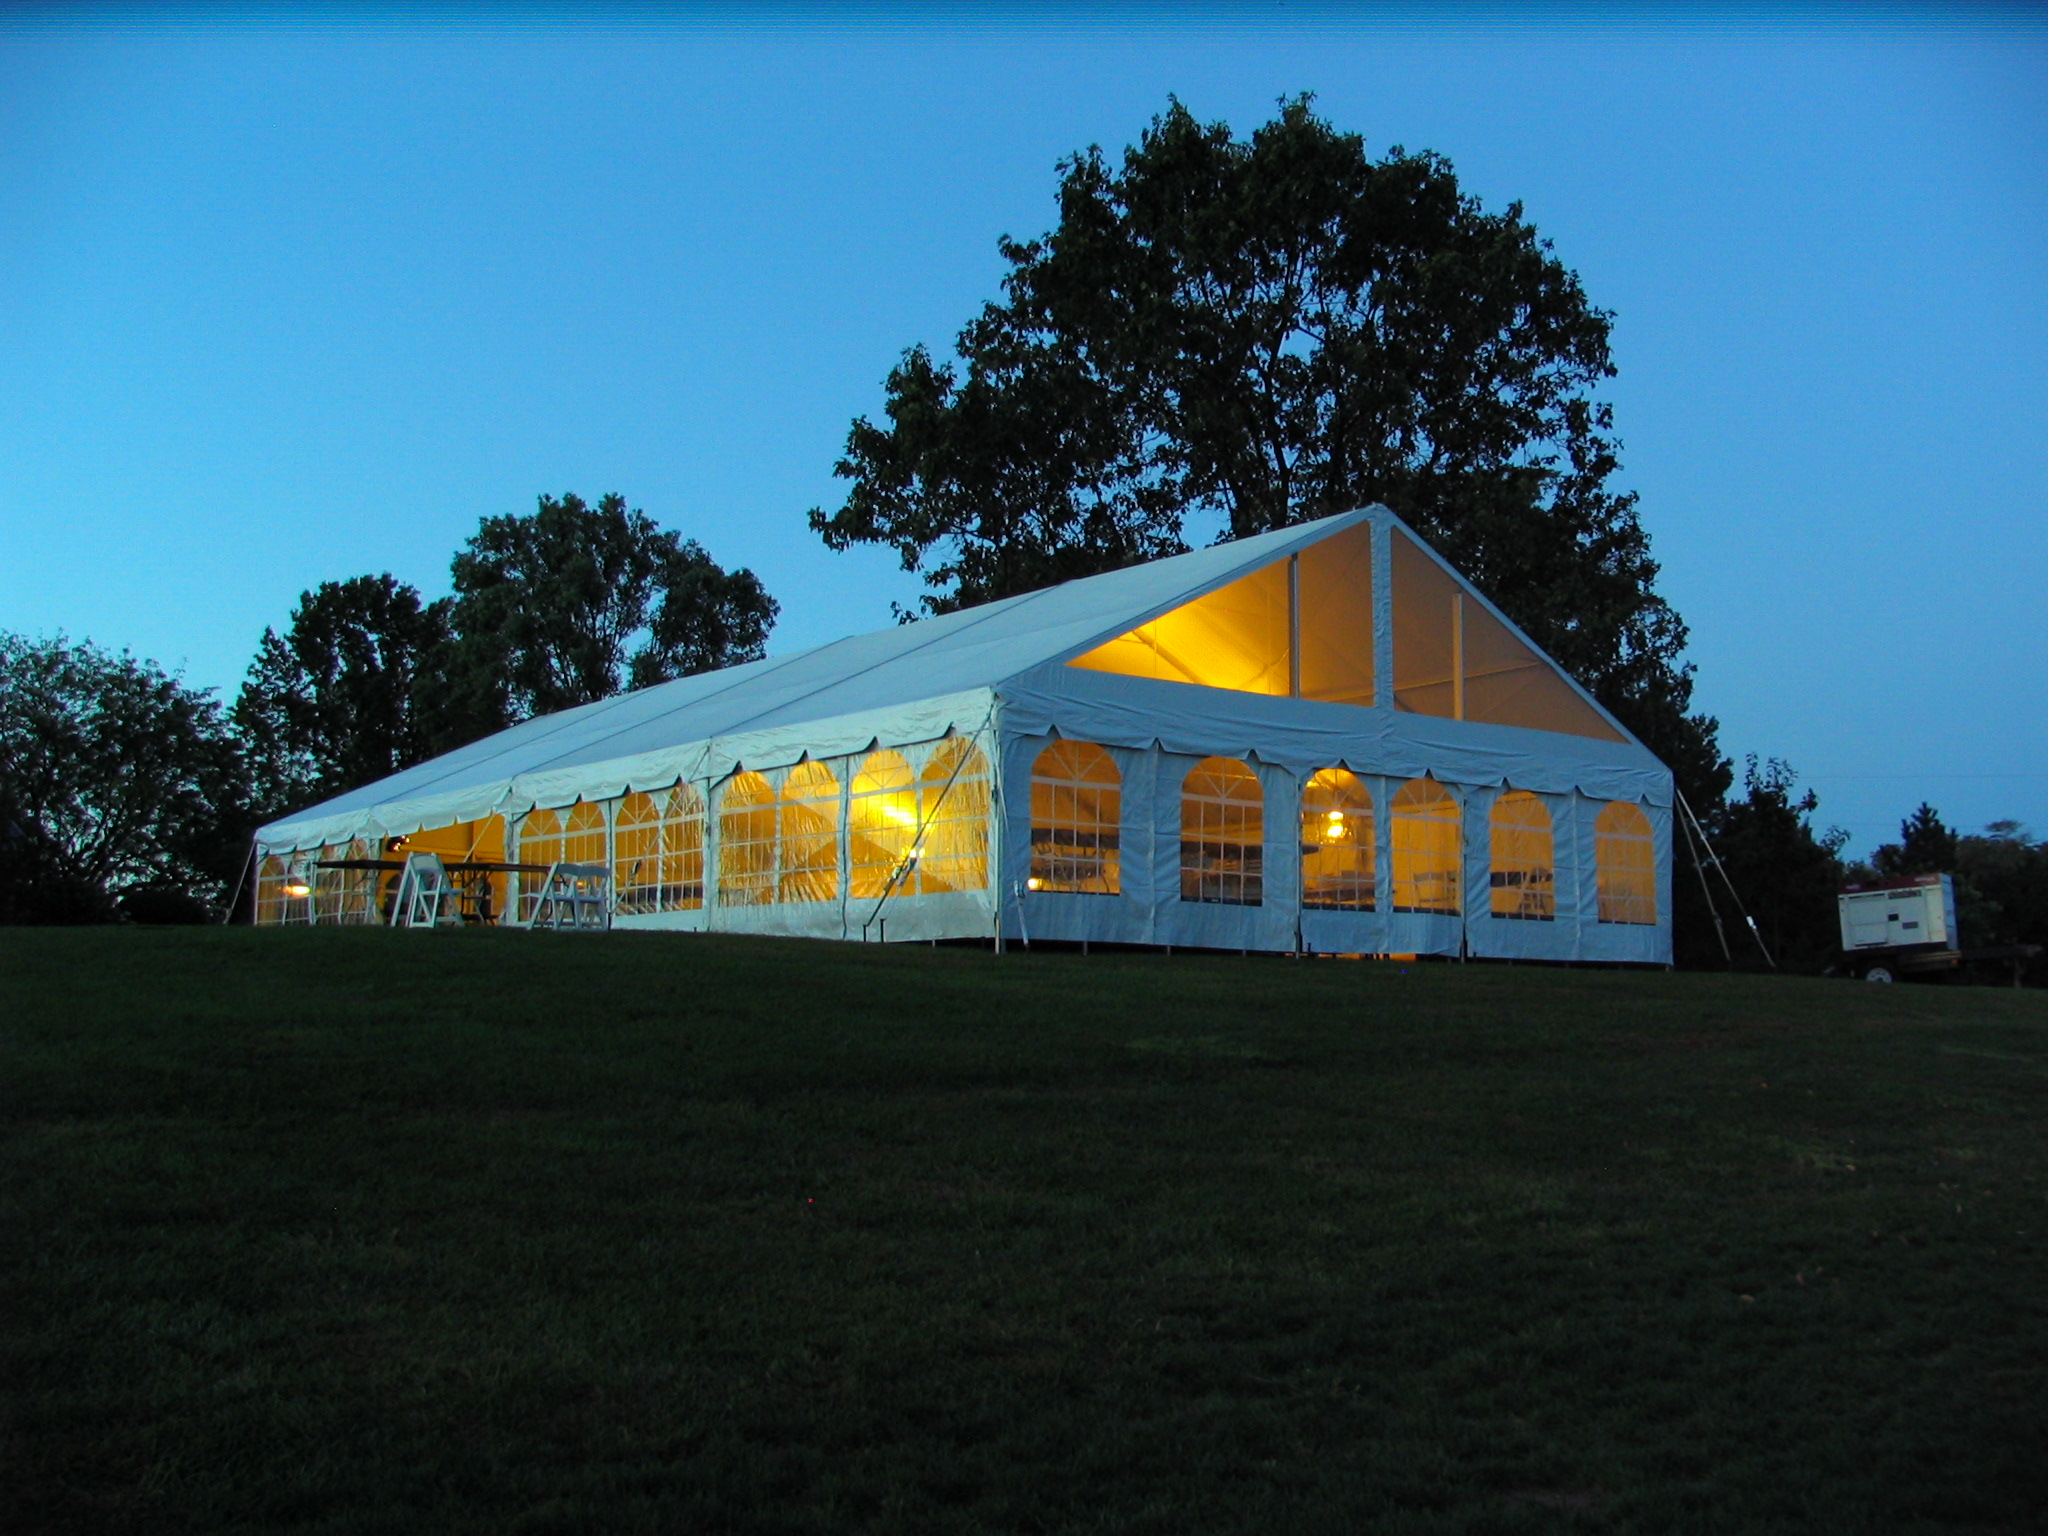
[257,507,1673,964]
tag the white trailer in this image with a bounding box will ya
[1837,873,2041,985]
[1838,873,1956,976]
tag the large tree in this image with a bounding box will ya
[0,633,251,920]
[812,96,1725,805]
[232,573,451,818]
[433,492,778,747]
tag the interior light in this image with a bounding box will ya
[1326,810,1345,823]
[1026,876,1043,891]
[283,879,312,898]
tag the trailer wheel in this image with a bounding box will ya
[1865,965,1895,984]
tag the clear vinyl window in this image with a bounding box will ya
[1390,778,1462,915]
[1028,740,1121,895]
[1489,790,1556,921]
[849,749,917,900]
[615,785,705,913]
[778,761,841,904]
[1596,801,1657,925]
[914,738,991,895]
[518,805,565,872]
[718,771,779,907]
[1180,756,1264,906]
[1301,768,1375,911]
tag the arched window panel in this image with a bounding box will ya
[615,791,662,914]
[1029,740,1121,895]
[1390,777,1462,915]
[663,785,707,909]
[718,770,779,907]
[256,853,292,926]
[1181,756,1264,906]
[561,801,607,868]
[309,841,347,923]
[617,785,705,913]
[519,806,565,871]
[915,738,990,895]
[1067,560,1291,696]
[1390,530,1624,742]
[1489,790,1556,921]
[1301,768,1375,911]
[1596,801,1658,925]
[778,760,841,904]
[850,749,916,900]
[310,837,380,925]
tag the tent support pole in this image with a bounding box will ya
[1287,555,1301,699]
[1677,791,1775,969]
[222,839,258,925]
[1452,593,1465,722]
[1674,794,1733,967]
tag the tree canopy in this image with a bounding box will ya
[1696,757,1848,970]
[233,574,450,819]
[811,96,1725,803]
[435,492,778,747]
[0,633,250,920]
[1872,803,1960,879]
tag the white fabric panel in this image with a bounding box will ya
[1147,750,1296,955]
[1299,908,1392,955]
[996,729,1150,947]
[1465,786,1573,961]
[1572,793,1673,964]
[1567,793,1599,961]
[1120,743,1166,946]
[1381,774,1466,958]
[259,689,996,852]
[1255,758,1304,953]
[994,733,1667,963]
[997,666,1668,806]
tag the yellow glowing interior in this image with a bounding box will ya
[1488,789,1556,920]
[1068,521,1623,742]
[1596,801,1657,925]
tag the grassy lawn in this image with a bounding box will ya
[4,928,2045,1534]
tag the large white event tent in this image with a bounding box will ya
[254,506,1673,963]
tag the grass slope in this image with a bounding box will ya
[4,929,2046,1534]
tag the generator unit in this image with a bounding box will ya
[1836,873,1957,979]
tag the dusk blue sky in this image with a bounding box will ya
[3,8,2042,856]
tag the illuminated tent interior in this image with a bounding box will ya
[254,506,1672,963]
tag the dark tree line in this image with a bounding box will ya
[1,494,774,922]
[1856,805,2048,984]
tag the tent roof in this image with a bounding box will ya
[256,507,1651,849]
